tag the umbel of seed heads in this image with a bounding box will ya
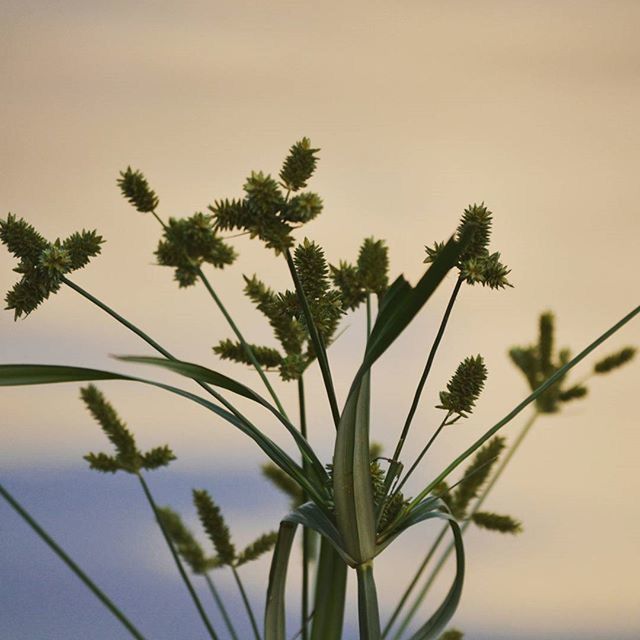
[424,203,511,290]
[0,214,103,319]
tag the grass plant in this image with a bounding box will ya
[0,138,637,639]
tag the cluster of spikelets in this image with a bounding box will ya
[437,355,488,419]
[210,138,323,253]
[424,203,511,290]
[80,385,276,571]
[510,312,636,413]
[0,214,103,319]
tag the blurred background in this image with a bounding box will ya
[1,1,639,638]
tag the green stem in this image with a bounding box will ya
[298,375,310,640]
[408,304,640,511]
[381,525,448,638]
[204,573,240,640]
[137,475,219,640]
[0,482,147,640]
[394,413,451,495]
[61,277,242,418]
[231,565,261,640]
[284,247,341,427]
[384,278,463,493]
[393,410,540,638]
[196,266,288,418]
[366,295,372,338]
[356,562,382,640]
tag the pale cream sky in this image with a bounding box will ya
[2,1,639,637]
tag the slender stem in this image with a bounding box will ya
[148,208,288,417]
[384,278,463,491]
[298,375,310,640]
[393,410,540,638]
[366,295,372,338]
[61,276,250,423]
[196,266,288,418]
[137,475,219,640]
[204,573,240,640]
[0,482,147,640]
[356,562,382,639]
[284,247,341,427]
[381,525,448,638]
[394,413,451,495]
[231,565,261,640]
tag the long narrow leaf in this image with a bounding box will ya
[117,356,327,484]
[333,371,376,564]
[310,540,348,640]
[0,364,326,507]
[357,562,382,639]
[264,521,297,640]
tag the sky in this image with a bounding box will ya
[1,1,639,638]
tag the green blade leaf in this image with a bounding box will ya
[310,539,347,640]
[357,562,382,639]
[116,355,327,484]
[333,371,376,564]
[264,521,297,640]
[0,364,325,506]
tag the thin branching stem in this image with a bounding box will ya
[231,566,261,640]
[392,411,540,638]
[147,208,288,417]
[0,482,147,640]
[204,573,240,640]
[284,247,341,427]
[298,374,310,640]
[394,411,452,495]
[137,475,219,640]
[385,278,463,491]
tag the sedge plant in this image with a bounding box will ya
[0,138,638,640]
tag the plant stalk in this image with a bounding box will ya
[298,374,310,640]
[0,482,147,640]
[356,562,382,640]
[392,410,540,638]
[231,565,261,640]
[137,474,219,640]
[204,573,240,640]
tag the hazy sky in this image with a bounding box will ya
[2,1,639,638]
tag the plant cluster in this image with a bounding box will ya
[0,138,637,640]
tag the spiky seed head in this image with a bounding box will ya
[330,261,367,310]
[558,385,588,403]
[243,171,285,216]
[357,237,389,298]
[61,230,104,270]
[235,532,278,566]
[39,243,72,274]
[423,240,446,265]
[157,507,210,574]
[594,347,636,374]
[279,137,320,192]
[472,511,523,534]
[192,489,236,566]
[117,166,159,213]
[457,203,492,261]
[437,355,488,418]
[282,192,323,223]
[0,213,49,262]
[539,312,554,375]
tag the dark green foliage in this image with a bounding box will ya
[594,347,636,374]
[213,339,283,369]
[117,166,159,213]
[235,531,278,567]
[209,139,323,253]
[472,511,522,534]
[157,507,215,575]
[510,312,595,413]
[192,489,236,566]
[437,355,487,418]
[425,203,511,290]
[155,213,236,288]
[262,462,304,508]
[81,384,175,474]
[439,630,464,640]
[279,137,320,192]
[0,214,104,319]
[558,385,588,403]
[450,437,506,519]
[330,237,390,310]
